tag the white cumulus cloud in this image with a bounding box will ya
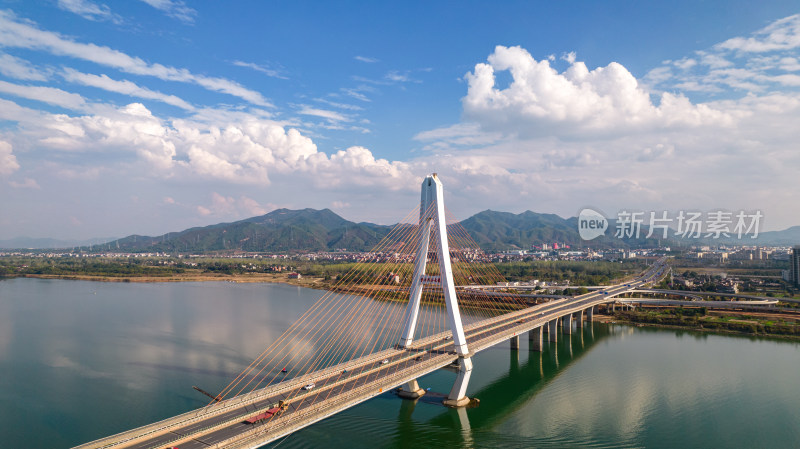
[463,45,731,138]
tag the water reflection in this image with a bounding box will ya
[3,279,800,449]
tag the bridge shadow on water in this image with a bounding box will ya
[264,323,615,449]
[397,324,614,448]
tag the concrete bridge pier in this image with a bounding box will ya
[575,310,584,328]
[510,334,520,350]
[397,378,426,400]
[548,318,558,342]
[563,314,573,334]
[444,357,473,408]
[587,306,594,322]
[529,326,543,352]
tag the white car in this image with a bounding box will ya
[381,359,389,365]
[302,383,315,390]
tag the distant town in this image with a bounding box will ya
[2,243,798,298]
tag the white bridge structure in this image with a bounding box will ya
[75,174,669,449]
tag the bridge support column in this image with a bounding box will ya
[575,310,584,328]
[397,379,426,400]
[510,334,519,350]
[529,326,543,352]
[563,314,572,334]
[548,319,558,342]
[587,306,594,322]
[444,357,473,408]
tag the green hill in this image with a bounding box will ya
[111,208,390,253]
[97,208,677,254]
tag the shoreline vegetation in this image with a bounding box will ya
[0,256,643,289]
[604,307,800,340]
[5,256,799,340]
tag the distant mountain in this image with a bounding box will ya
[109,208,391,253]
[698,225,800,246]
[7,208,797,253]
[742,225,800,246]
[459,210,579,251]
[0,236,115,250]
[460,210,662,250]
[104,208,665,254]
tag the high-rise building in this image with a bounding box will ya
[792,246,800,286]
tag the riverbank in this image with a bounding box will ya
[14,272,326,288]
[606,308,800,340]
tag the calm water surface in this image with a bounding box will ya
[1,278,798,448]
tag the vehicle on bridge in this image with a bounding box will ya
[244,401,288,424]
[302,382,315,390]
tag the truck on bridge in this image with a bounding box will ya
[244,401,288,424]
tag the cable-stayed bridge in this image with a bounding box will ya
[75,174,668,449]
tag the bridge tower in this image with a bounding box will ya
[398,173,473,407]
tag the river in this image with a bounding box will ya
[0,278,798,448]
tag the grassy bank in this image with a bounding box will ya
[610,307,800,339]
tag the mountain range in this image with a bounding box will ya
[2,208,798,252]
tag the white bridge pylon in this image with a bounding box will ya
[399,173,469,356]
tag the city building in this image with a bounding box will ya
[791,246,800,286]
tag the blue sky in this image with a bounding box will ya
[1,0,799,240]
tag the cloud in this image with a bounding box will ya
[0,80,87,110]
[0,96,384,186]
[673,57,697,70]
[297,106,349,122]
[0,141,20,175]
[297,146,415,191]
[196,193,270,217]
[231,60,288,80]
[407,41,800,230]
[385,70,417,83]
[0,52,48,81]
[0,100,177,169]
[462,45,731,138]
[341,87,372,102]
[648,15,800,95]
[62,68,195,110]
[0,11,270,107]
[716,14,800,52]
[9,177,40,189]
[239,196,268,216]
[354,56,379,63]
[138,0,197,24]
[57,0,122,24]
[314,98,364,111]
[414,122,503,149]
